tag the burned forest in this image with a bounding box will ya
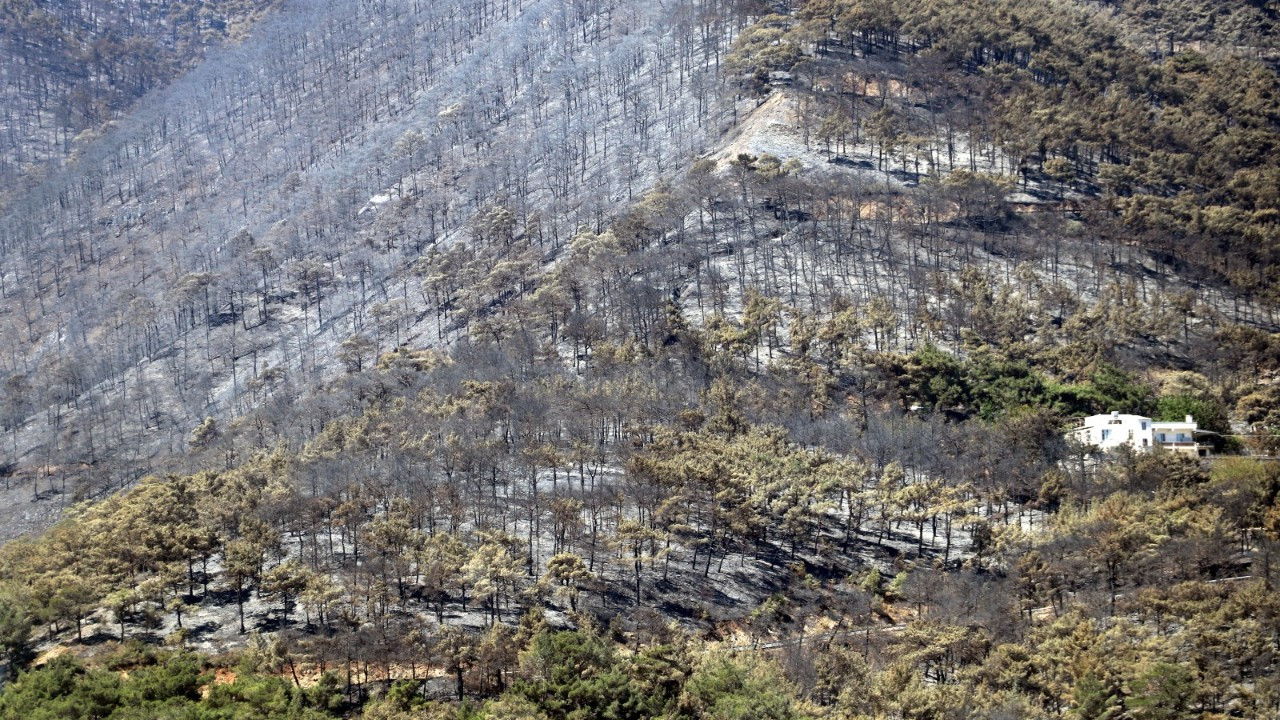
[2,1,1280,718]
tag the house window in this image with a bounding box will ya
[1141,421,1148,430]
[1101,429,1111,441]
[1157,433,1166,443]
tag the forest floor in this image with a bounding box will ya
[30,494,989,664]
[0,470,89,542]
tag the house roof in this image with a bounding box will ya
[1081,413,1151,423]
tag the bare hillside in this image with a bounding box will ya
[0,0,749,535]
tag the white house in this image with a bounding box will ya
[1070,411,1204,455]
[1151,416,1200,453]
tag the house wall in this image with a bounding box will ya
[1152,421,1198,454]
[1077,413,1154,451]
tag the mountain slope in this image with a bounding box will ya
[1,0,1279,539]
[0,0,748,534]
[1,2,1280,717]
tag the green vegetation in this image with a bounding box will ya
[0,635,816,720]
[511,631,665,720]
[0,651,340,720]
[894,347,1153,420]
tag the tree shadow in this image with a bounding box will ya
[255,612,296,633]
[183,620,222,643]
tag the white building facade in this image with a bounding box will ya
[1071,411,1204,455]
